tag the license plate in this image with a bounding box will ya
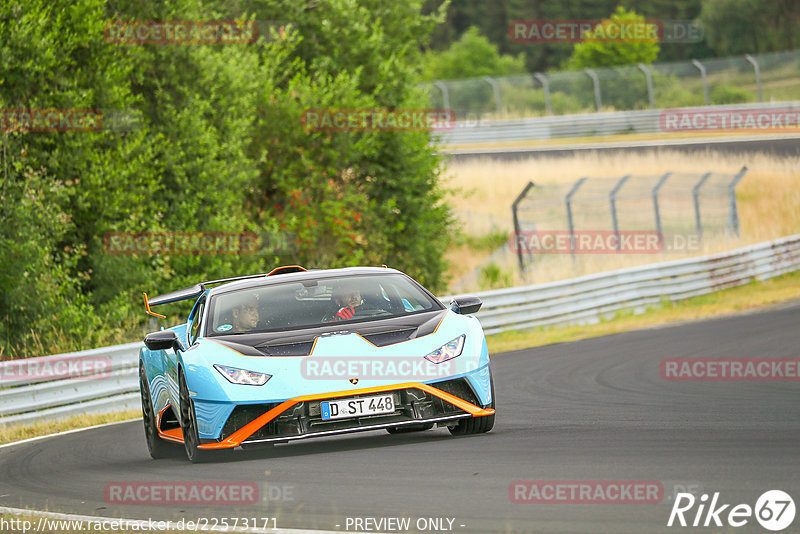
[320,394,395,421]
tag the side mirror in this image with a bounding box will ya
[449,296,482,315]
[144,330,179,351]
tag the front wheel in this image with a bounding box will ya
[448,370,495,436]
[179,369,215,464]
[139,364,178,459]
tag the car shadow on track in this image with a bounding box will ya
[147,427,488,465]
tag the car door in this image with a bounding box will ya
[164,294,206,407]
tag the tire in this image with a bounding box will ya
[448,370,495,436]
[178,369,215,464]
[386,423,434,434]
[139,364,177,459]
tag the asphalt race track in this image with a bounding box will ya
[1,302,798,533]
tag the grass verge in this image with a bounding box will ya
[487,270,800,354]
[442,130,800,151]
[0,410,141,446]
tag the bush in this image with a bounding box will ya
[710,83,754,104]
[0,0,455,355]
[420,26,526,82]
[566,7,660,69]
[478,262,513,290]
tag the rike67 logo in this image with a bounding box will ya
[668,490,795,531]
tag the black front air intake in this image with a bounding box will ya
[218,381,482,443]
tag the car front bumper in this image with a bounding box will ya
[195,376,494,449]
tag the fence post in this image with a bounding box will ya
[433,81,451,112]
[693,172,712,240]
[744,54,763,102]
[512,181,536,273]
[610,174,631,251]
[584,69,602,111]
[637,64,655,109]
[533,73,552,115]
[566,177,588,255]
[652,172,672,242]
[691,59,709,105]
[484,76,503,118]
[727,166,748,237]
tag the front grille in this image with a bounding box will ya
[222,384,478,443]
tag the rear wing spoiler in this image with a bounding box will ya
[143,265,307,318]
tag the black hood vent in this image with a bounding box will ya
[361,328,416,347]
[256,341,315,356]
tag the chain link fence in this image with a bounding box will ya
[511,168,748,272]
[427,50,800,120]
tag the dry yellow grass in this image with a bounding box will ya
[0,410,140,445]
[444,130,779,150]
[444,150,800,291]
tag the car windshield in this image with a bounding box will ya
[206,273,441,335]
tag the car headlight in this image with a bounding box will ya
[424,335,465,364]
[213,364,271,386]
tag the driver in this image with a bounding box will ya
[231,293,260,332]
[331,284,363,321]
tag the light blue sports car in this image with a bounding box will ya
[139,266,495,462]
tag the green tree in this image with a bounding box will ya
[699,0,800,55]
[420,26,527,81]
[228,0,456,290]
[1,0,459,355]
[0,0,145,354]
[566,6,660,69]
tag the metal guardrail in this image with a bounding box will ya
[2,233,798,425]
[0,343,141,426]
[435,101,800,146]
[448,234,800,335]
